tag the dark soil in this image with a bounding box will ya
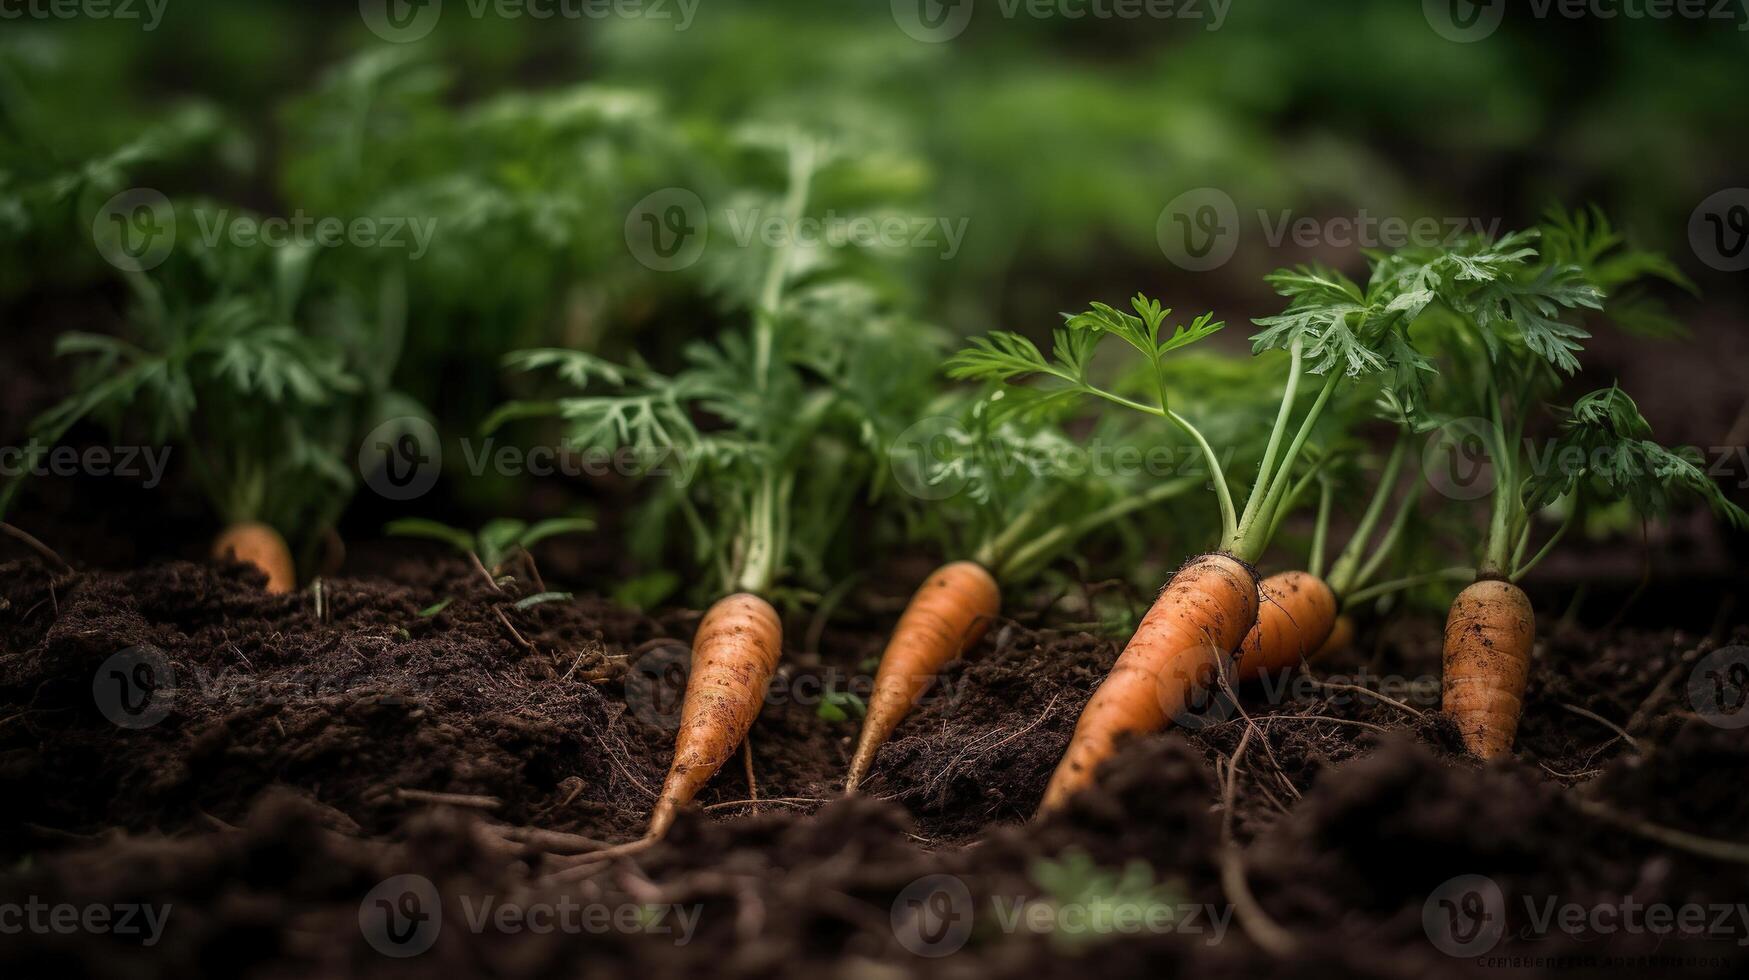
[1,547,1747,978]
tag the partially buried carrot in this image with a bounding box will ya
[844,560,1000,793]
[1232,570,1337,681]
[212,521,296,594]
[1039,553,1258,812]
[647,592,784,839]
[1441,578,1535,759]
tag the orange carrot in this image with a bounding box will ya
[212,521,296,594]
[1314,613,1355,661]
[845,561,1000,793]
[1039,553,1258,812]
[1441,578,1535,759]
[647,592,783,838]
[1233,570,1337,682]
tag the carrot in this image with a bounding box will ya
[212,521,296,594]
[1441,578,1535,759]
[1039,553,1258,812]
[1314,613,1355,661]
[1233,570,1337,681]
[845,560,1000,793]
[647,592,783,839]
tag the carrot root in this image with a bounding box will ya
[845,561,999,793]
[1233,571,1337,682]
[1441,579,1535,759]
[212,521,296,594]
[1039,552,1258,813]
[1312,613,1355,663]
[647,593,783,839]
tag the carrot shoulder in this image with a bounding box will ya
[647,592,783,838]
[845,560,1000,793]
[1233,570,1337,681]
[1441,579,1535,759]
[1039,553,1258,812]
[212,521,296,594]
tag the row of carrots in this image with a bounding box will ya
[201,204,1744,846]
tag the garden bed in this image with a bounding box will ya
[2,547,1745,978]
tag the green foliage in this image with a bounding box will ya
[1522,387,1748,530]
[386,515,595,572]
[494,135,942,599]
[2,209,418,554]
[1028,849,1184,952]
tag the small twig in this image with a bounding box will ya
[494,607,535,651]
[1626,641,1709,735]
[0,522,71,571]
[1568,797,1749,864]
[395,788,502,810]
[470,551,504,593]
[743,736,759,808]
[703,796,824,811]
[518,549,547,593]
[1558,703,1640,754]
[539,837,657,883]
[1298,668,1425,719]
[1219,726,1299,957]
[1261,714,1392,735]
[485,824,611,854]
